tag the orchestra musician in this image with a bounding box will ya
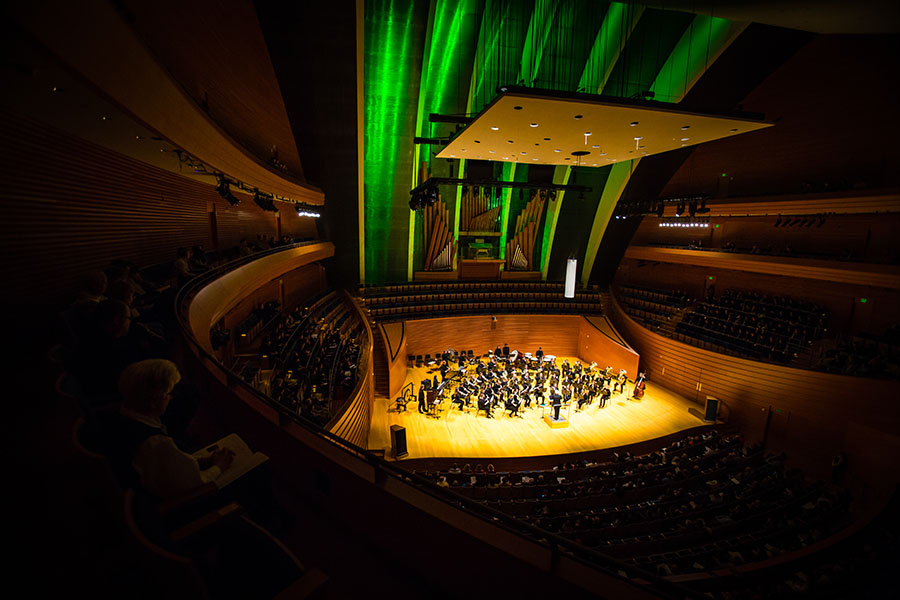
[615,368,627,393]
[599,386,611,408]
[632,371,647,399]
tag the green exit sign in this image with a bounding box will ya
[860,298,867,303]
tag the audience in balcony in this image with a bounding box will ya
[676,289,827,363]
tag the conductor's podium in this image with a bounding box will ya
[544,414,569,429]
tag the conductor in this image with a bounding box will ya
[550,387,562,421]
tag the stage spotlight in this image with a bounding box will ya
[775,215,782,227]
[216,176,240,206]
[675,201,685,216]
[689,199,697,217]
[696,198,710,214]
[656,202,665,218]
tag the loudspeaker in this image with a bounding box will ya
[390,425,408,458]
[704,397,719,422]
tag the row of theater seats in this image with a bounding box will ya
[676,290,827,364]
[615,285,690,331]
[368,300,602,321]
[360,282,604,321]
[52,247,328,598]
[422,429,851,584]
[360,281,575,296]
[266,291,364,426]
[815,329,900,379]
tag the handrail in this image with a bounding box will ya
[175,247,703,600]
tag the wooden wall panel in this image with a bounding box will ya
[122,0,306,179]
[0,111,210,305]
[577,319,640,379]
[328,294,374,448]
[279,209,320,241]
[623,246,900,290]
[282,263,327,312]
[222,280,280,335]
[214,194,279,251]
[607,295,900,484]
[404,315,583,360]
[632,213,900,264]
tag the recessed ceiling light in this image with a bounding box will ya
[449,154,455,157]
[574,114,583,119]
[513,106,523,110]
[598,152,606,156]
[630,121,639,126]
[503,156,509,160]
[681,125,690,130]
[507,140,514,144]
[489,150,496,153]
[729,128,738,132]
[592,163,597,166]
[474,140,481,143]
[592,145,599,148]
[681,137,689,141]
[532,158,538,161]
[530,123,538,127]
[634,136,642,141]
[490,126,499,130]
[554,149,561,152]
[520,151,526,154]
[584,132,592,136]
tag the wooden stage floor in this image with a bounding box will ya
[368,357,707,460]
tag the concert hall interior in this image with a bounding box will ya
[6,1,900,598]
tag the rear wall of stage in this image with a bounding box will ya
[403,314,639,377]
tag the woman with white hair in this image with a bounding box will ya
[110,359,234,498]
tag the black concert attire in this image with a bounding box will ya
[418,385,427,414]
[550,391,562,420]
[502,343,510,358]
[600,387,611,408]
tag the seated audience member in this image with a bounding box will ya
[109,360,268,505]
[63,271,108,345]
[106,279,140,319]
[70,299,156,402]
[172,247,199,287]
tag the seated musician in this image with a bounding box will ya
[615,368,628,392]
[577,389,589,411]
[599,386,611,408]
[440,360,450,381]
[478,393,493,418]
[452,389,466,410]
[506,393,521,418]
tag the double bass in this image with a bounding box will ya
[632,373,647,399]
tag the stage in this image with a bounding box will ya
[368,357,708,460]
